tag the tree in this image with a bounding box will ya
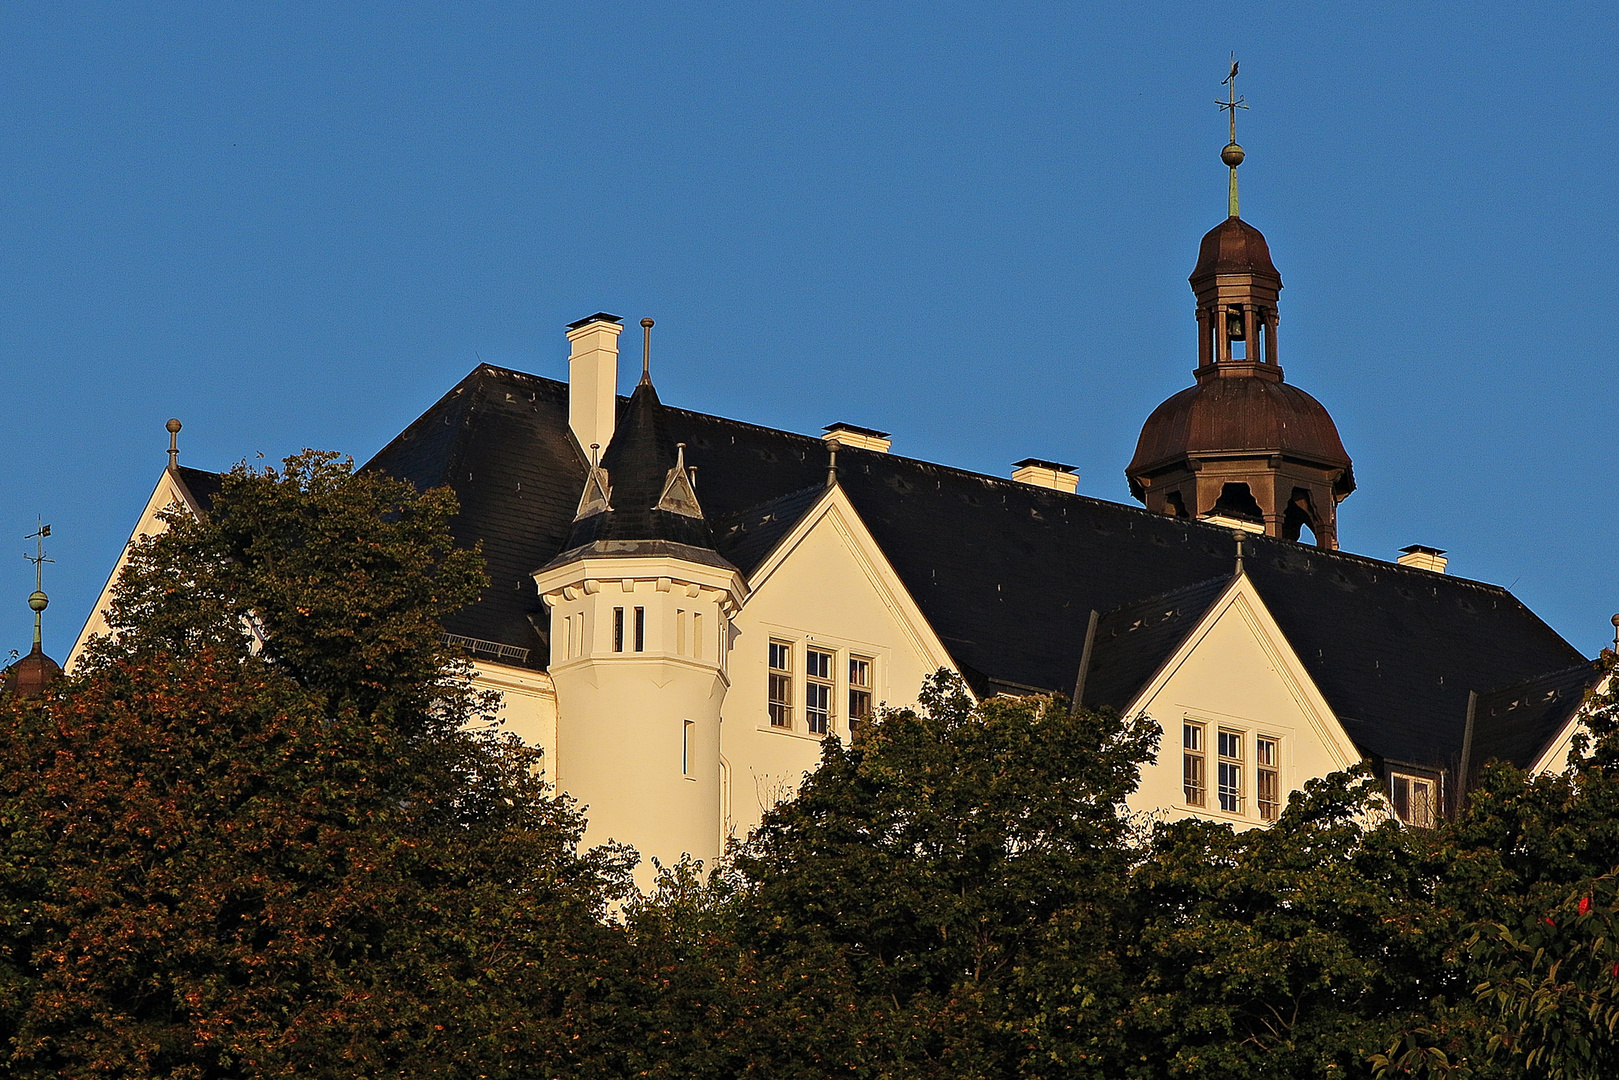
[715,676,1158,1079]
[0,452,633,1079]
[1376,653,1619,1080]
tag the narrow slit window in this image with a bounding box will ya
[849,656,873,734]
[768,641,792,728]
[613,608,625,653]
[692,613,703,661]
[683,719,693,776]
[676,610,686,656]
[1256,737,1280,822]
[1183,722,1206,807]
[634,607,646,652]
[806,649,833,735]
[1217,729,1242,813]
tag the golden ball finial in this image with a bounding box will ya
[28,590,48,614]
[1221,142,1245,168]
[166,417,182,435]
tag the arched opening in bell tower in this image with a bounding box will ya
[1283,488,1319,545]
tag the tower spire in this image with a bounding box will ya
[640,318,654,386]
[1218,55,1248,218]
[23,520,52,652]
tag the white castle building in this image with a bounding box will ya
[66,195,1605,886]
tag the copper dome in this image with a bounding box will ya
[1128,375,1354,490]
[1190,216,1281,285]
[3,643,61,699]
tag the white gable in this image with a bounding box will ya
[722,484,957,841]
[66,468,205,671]
[1123,573,1361,830]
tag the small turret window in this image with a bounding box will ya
[634,607,646,652]
[613,608,625,653]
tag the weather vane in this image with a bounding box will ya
[23,519,52,652]
[1217,54,1248,218]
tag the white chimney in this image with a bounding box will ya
[1397,545,1449,574]
[822,423,892,454]
[1011,458,1079,494]
[567,313,623,457]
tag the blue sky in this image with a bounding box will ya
[2,2,1616,659]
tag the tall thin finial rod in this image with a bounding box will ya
[166,418,182,470]
[640,318,654,385]
[1218,55,1248,218]
[24,519,52,651]
[826,443,839,488]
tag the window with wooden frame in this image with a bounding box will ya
[805,648,833,735]
[1388,772,1437,828]
[1217,729,1243,813]
[1256,736,1280,822]
[848,656,873,734]
[1183,722,1206,807]
[767,641,793,728]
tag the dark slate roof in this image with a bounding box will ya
[1469,661,1600,777]
[176,361,1587,774]
[362,366,589,668]
[175,466,223,510]
[1081,576,1234,712]
[555,377,721,559]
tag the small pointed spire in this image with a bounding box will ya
[166,417,182,470]
[1217,55,1248,218]
[640,318,654,386]
[24,519,52,652]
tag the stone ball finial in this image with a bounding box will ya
[1611,613,1619,628]
[1221,142,1245,168]
[641,318,654,329]
[28,590,47,614]
[166,418,182,435]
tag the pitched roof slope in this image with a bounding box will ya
[1081,576,1234,712]
[364,365,588,666]
[1469,661,1600,778]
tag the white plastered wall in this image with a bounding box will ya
[1122,574,1362,831]
[472,659,559,782]
[722,486,957,845]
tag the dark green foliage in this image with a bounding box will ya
[0,453,633,1079]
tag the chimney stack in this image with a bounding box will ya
[567,313,623,455]
[1011,458,1079,494]
[822,423,892,454]
[1397,545,1449,574]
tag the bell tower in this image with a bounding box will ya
[1126,61,1354,548]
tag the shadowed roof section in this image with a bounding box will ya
[1080,576,1233,712]
[1469,661,1601,779]
[151,360,1580,774]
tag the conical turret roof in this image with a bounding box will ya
[550,377,733,569]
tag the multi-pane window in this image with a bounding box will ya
[1217,730,1242,813]
[1183,723,1206,807]
[1256,737,1280,822]
[1389,772,1437,828]
[848,656,873,734]
[768,641,793,728]
[805,649,833,735]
